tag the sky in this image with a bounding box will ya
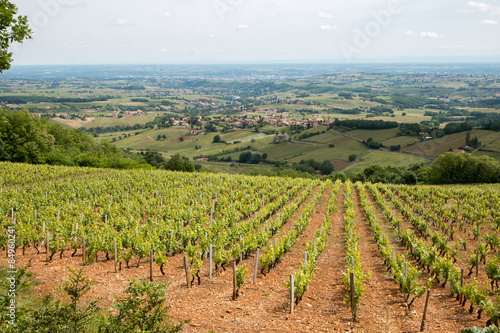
[8,0,500,65]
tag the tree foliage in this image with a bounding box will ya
[330,119,398,131]
[164,153,194,172]
[431,152,500,184]
[0,0,32,72]
[98,280,186,333]
[0,109,150,169]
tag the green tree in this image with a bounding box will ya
[144,151,166,168]
[251,153,262,164]
[15,268,100,333]
[205,123,217,133]
[238,151,252,163]
[348,154,357,162]
[212,135,221,143]
[319,160,334,175]
[0,0,32,72]
[164,153,194,172]
[0,109,55,163]
[431,152,500,184]
[98,280,185,333]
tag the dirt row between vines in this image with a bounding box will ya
[385,186,495,302]
[393,188,493,286]
[370,185,485,331]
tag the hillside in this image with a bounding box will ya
[1,162,500,332]
[2,69,500,177]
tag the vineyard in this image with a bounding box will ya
[1,162,500,332]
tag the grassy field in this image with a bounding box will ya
[478,135,500,152]
[197,161,274,175]
[345,151,433,173]
[403,130,500,158]
[113,128,276,159]
[475,150,500,160]
[83,113,162,128]
[260,143,318,160]
[348,128,400,142]
[382,136,421,148]
[298,130,366,148]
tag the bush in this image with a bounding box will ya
[98,280,186,333]
[13,268,99,333]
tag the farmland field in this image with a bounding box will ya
[403,130,500,158]
[1,162,500,332]
[345,151,433,173]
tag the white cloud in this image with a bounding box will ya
[160,48,168,52]
[107,19,133,27]
[405,31,442,38]
[318,11,334,19]
[61,0,86,8]
[159,12,173,18]
[482,19,498,24]
[208,34,216,38]
[419,32,443,38]
[439,44,500,50]
[320,25,341,33]
[467,1,500,15]
[236,24,249,30]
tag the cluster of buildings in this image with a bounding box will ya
[169,114,330,131]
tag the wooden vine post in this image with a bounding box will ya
[404,262,408,302]
[45,231,50,262]
[184,255,191,289]
[290,274,295,315]
[476,250,479,277]
[459,268,464,303]
[350,272,356,321]
[209,243,213,281]
[253,248,259,284]
[114,239,118,273]
[82,235,86,265]
[149,250,154,282]
[420,289,431,331]
[232,262,237,301]
[168,230,173,256]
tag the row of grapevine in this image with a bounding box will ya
[0,169,310,275]
[287,180,340,305]
[342,181,368,319]
[0,161,100,186]
[356,182,427,310]
[259,180,329,275]
[370,183,500,324]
